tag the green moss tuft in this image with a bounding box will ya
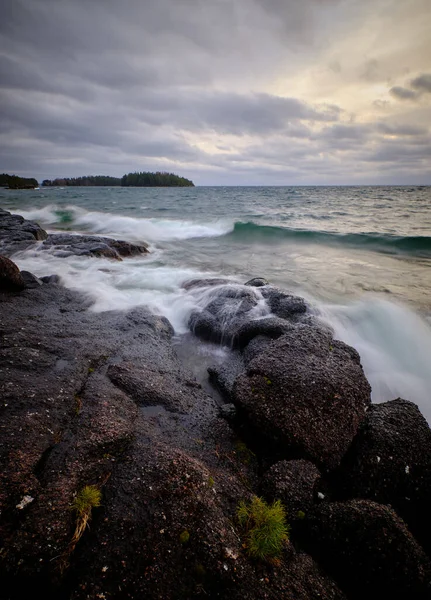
[208,476,215,488]
[72,485,101,517]
[235,440,255,465]
[179,530,190,544]
[237,496,289,561]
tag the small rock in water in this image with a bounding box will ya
[20,270,43,288]
[245,277,269,287]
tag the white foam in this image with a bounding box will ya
[16,204,233,243]
[320,298,431,423]
[12,248,221,333]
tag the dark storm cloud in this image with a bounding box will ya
[389,73,431,102]
[389,86,419,101]
[376,122,428,137]
[411,74,431,93]
[0,0,429,183]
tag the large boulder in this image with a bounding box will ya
[0,255,25,291]
[335,398,431,554]
[300,499,431,600]
[233,325,371,470]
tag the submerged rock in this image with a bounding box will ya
[245,277,269,287]
[233,325,371,470]
[42,233,148,259]
[188,284,262,345]
[182,277,233,291]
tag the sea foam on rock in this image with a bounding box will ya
[188,278,371,470]
[0,264,345,599]
[0,208,48,255]
[0,208,149,260]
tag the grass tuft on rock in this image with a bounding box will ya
[237,496,289,561]
[60,485,102,572]
[72,485,101,519]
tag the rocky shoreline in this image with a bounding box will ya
[1,209,431,599]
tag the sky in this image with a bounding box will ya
[1,0,430,185]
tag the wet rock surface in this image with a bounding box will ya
[42,233,149,259]
[2,219,431,599]
[0,268,344,600]
[0,208,48,255]
[0,208,149,260]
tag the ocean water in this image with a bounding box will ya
[2,185,431,420]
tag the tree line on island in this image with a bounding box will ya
[0,171,194,189]
[0,173,39,189]
[42,171,194,187]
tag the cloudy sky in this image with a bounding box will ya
[1,0,430,185]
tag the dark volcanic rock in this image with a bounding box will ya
[20,270,43,288]
[261,286,307,320]
[208,352,245,401]
[261,459,321,522]
[188,284,262,345]
[242,334,273,364]
[42,233,148,260]
[245,277,269,287]
[189,308,223,343]
[233,325,371,470]
[300,499,431,600]
[0,280,345,600]
[0,255,25,291]
[335,398,431,554]
[0,208,149,261]
[233,316,294,350]
[40,274,62,285]
[0,209,48,255]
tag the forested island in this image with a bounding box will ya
[42,171,194,187]
[0,173,38,189]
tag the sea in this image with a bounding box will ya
[2,185,431,421]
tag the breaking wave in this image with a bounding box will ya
[229,221,431,257]
[17,205,233,243]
